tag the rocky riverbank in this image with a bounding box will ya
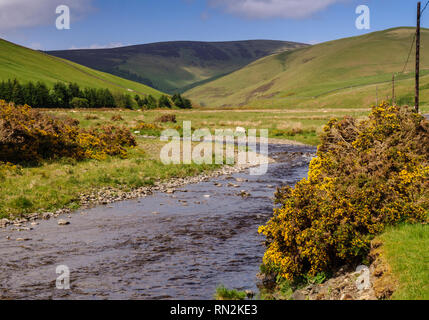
[0,155,269,230]
[0,146,313,231]
[258,239,398,301]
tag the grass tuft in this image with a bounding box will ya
[214,285,247,300]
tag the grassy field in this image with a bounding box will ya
[186,28,429,109]
[46,108,376,146]
[0,39,162,97]
[47,40,307,94]
[0,137,221,219]
[377,223,429,300]
[46,105,429,146]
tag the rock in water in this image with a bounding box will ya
[58,219,70,226]
[42,212,53,220]
[355,265,371,291]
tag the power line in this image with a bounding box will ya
[421,1,429,15]
[401,32,416,74]
[401,1,429,74]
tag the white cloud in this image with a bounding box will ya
[0,0,94,31]
[209,0,346,19]
[69,42,126,50]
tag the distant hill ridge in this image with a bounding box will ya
[184,27,429,109]
[47,40,308,93]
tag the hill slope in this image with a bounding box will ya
[47,40,307,94]
[0,39,163,97]
[185,28,429,108]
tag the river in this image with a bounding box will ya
[0,143,315,300]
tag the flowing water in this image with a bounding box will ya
[0,144,315,300]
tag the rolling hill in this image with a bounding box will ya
[185,27,429,109]
[47,40,307,94]
[0,39,163,97]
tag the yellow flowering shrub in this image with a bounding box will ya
[0,101,136,163]
[78,125,137,160]
[259,103,428,281]
[133,121,164,137]
[0,162,20,182]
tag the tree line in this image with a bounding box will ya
[0,79,192,109]
[134,93,192,109]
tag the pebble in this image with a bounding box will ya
[58,219,70,226]
[228,183,240,188]
[42,212,53,220]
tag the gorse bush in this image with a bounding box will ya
[0,101,81,162]
[77,125,137,160]
[0,100,136,163]
[259,103,428,281]
[134,121,164,137]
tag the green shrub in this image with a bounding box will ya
[11,196,33,211]
[172,93,192,109]
[158,95,173,108]
[259,103,428,281]
[70,97,89,109]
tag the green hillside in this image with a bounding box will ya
[47,40,307,94]
[185,27,429,109]
[0,39,163,98]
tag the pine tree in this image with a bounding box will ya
[35,81,51,108]
[52,82,70,108]
[11,79,25,105]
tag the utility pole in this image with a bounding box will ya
[392,74,396,105]
[416,1,421,113]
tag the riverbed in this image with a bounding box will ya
[0,144,315,300]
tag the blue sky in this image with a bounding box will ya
[0,0,427,50]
